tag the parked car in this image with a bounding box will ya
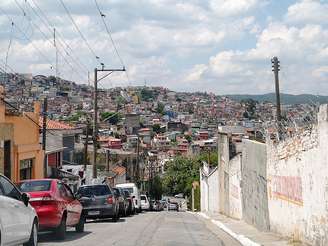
[76,184,120,222]
[17,179,84,240]
[122,188,135,215]
[0,174,38,246]
[168,201,179,211]
[174,193,184,198]
[140,194,150,211]
[113,188,129,217]
[151,200,163,211]
[116,183,141,212]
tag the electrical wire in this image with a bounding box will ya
[0,6,54,70]
[27,0,90,73]
[58,0,101,64]
[13,0,88,83]
[94,0,131,84]
[4,22,14,78]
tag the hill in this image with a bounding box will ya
[226,93,328,105]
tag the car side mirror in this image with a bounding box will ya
[75,193,82,200]
[22,193,30,207]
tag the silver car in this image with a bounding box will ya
[77,184,120,222]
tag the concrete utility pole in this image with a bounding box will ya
[271,56,281,122]
[42,97,47,178]
[83,119,89,170]
[92,66,125,179]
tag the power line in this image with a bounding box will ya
[94,0,131,85]
[13,0,88,83]
[0,6,54,70]
[27,0,90,73]
[58,0,101,64]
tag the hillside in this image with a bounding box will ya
[226,93,328,105]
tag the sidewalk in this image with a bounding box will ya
[195,211,306,246]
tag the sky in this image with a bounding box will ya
[0,0,327,95]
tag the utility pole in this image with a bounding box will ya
[42,97,48,178]
[136,134,140,182]
[92,66,125,179]
[271,56,281,122]
[83,119,89,170]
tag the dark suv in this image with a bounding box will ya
[76,184,120,222]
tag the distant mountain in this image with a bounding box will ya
[226,93,328,105]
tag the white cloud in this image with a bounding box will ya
[210,0,259,17]
[286,0,328,24]
[183,20,328,94]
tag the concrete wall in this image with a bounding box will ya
[266,105,328,245]
[241,139,270,231]
[218,133,230,215]
[229,153,243,219]
[200,162,219,213]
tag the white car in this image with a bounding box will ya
[116,183,141,212]
[0,174,38,246]
[140,195,150,211]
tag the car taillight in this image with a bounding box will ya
[29,194,55,206]
[107,196,113,204]
[42,195,54,201]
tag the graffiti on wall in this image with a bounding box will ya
[269,175,303,206]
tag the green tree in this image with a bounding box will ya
[150,175,163,200]
[156,102,165,115]
[100,112,121,125]
[241,98,258,119]
[152,124,161,134]
[140,88,154,101]
[185,135,192,143]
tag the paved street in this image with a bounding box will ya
[38,211,240,246]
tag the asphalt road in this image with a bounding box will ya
[38,211,241,246]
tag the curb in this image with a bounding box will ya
[193,211,261,246]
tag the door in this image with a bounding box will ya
[0,176,30,244]
[64,184,81,225]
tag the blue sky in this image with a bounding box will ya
[0,0,327,94]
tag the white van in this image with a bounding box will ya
[116,183,141,212]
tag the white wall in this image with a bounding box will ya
[229,154,242,219]
[267,105,328,245]
[200,163,219,213]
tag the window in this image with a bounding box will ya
[18,180,51,192]
[20,158,34,180]
[57,182,68,198]
[77,185,111,197]
[64,184,74,199]
[0,176,21,201]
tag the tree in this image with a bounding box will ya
[140,88,154,101]
[156,102,165,115]
[150,175,163,200]
[100,112,121,125]
[241,98,258,119]
[185,135,192,143]
[152,124,161,134]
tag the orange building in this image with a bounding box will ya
[0,86,44,182]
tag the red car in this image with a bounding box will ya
[17,179,85,239]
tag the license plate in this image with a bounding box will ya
[88,211,100,215]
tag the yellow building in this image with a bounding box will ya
[0,86,44,182]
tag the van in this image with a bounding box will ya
[115,183,141,212]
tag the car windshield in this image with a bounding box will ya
[78,185,111,197]
[125,188,134,193]
[17,180,51,192]
[141,196,146,201]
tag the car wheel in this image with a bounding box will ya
[112,210,120,222]
[23,220,38,246]
[75,214,85,233]
[55,214,67,240]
